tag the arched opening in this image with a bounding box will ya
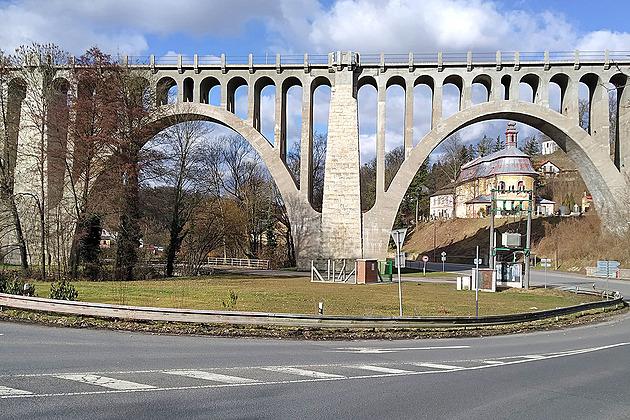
[609,73,626,170]
[200,77,220,105]
[227,77,248,120]
[358,76,377,211]
[183,77,194,102]
[579,73,602,134]
[471,75,491,105]
[156,77,177,106]
[413,76,433,145]
[549,73,570,116]
[385,77,405,191]
[253,77,275,145]
[310,78,331,212]
[442,75,463,118]
[519,74,539,103]
[283,78,303,183]
[501,75,511,100]
[549,81,562,113]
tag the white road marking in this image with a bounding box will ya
[334,345,470,354]
[482,360,505,365]
[416,362,462,370]
[521,355,545,360]
[262,367,344,379]
[0,386,32,396]
[164,370,258,384]
[54,374,156,390]
[1,342,627,400]
[356,365,413,374]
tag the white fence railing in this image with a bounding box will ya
[205,257,269,270]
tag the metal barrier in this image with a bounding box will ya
[0,288,623,329]
[204,257,269,270]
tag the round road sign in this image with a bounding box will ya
[422,255,429,262]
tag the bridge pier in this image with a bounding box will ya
[319,62,363,260]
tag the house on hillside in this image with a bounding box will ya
[535,197,556,215]
[538,160,560,177]
[429,186,455,219]
[541,139,559,155]
[455,122,539,218]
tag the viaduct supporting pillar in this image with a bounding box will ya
[319,65,362,260]
[619,85,630,180]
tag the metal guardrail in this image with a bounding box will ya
[0,288,623,328]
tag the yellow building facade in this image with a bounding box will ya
[455,122,538,218]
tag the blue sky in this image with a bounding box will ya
[1,0,628,163]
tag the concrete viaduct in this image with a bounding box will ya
[12,51,630,266]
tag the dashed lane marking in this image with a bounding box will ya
[416,363,463,371]
[355,365,413,374]
[334,345,470,354]
[0,386,32,396]
[54,374,156,390]
[261,367,345,379]
[164,370,258,384]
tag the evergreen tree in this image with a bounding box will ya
[493,135,503,152]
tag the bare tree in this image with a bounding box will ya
[145,119,213,276]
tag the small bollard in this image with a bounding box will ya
[318,302,323,315]
[23,283,30,296]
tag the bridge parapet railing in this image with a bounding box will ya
[91,50,630,70]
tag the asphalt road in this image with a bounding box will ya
[2,268,629,419]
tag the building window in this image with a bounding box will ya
[518,181,524,191]
[498,181,505,191]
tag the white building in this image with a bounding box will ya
[541,140,559,155]
[429,187,455,219]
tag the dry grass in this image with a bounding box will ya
[30,275,598,317]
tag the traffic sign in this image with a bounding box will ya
[422,255,429,262]
[441,251,446,257]
[390,229,408,248]
[473,258,482,265]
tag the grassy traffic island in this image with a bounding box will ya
[1,273,626,340]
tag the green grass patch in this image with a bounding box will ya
[27,274,600,317]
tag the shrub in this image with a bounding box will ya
[49,278,78,301]
[221,290,238,309]
[0,273,34,296]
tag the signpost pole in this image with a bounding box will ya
[391,229,407,317]
[473,249,483,316]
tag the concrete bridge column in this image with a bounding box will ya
[461,78,472,110]
[490,76,502,102]
[274,84,285,158]
[562,78,580,124]
[220,82,228,110]
[536,77,549,108]
[404,82,414,156]
[509,79,519,102]
[376,79,386,194]
[591,81,610,153]
[619,85,630,179]
[432,83,442,129]
[319,69,362,260]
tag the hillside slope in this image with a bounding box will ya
[403,213,629,271]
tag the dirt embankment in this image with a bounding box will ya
[403,213,629,271]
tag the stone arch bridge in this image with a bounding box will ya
[12,51,630,266]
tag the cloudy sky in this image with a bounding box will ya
[1,0,628,163]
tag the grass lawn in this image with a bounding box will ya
[29,274,601,317]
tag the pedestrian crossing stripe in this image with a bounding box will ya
[262,367,345,379]
[54,374,156,390]
[164,370,258,384]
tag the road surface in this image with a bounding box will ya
[2,266,629,420]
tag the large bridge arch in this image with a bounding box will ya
[146,102,321,263]
[362,100,630,259]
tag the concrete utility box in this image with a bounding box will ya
[502,232,521,248]
[356,259,378,284]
